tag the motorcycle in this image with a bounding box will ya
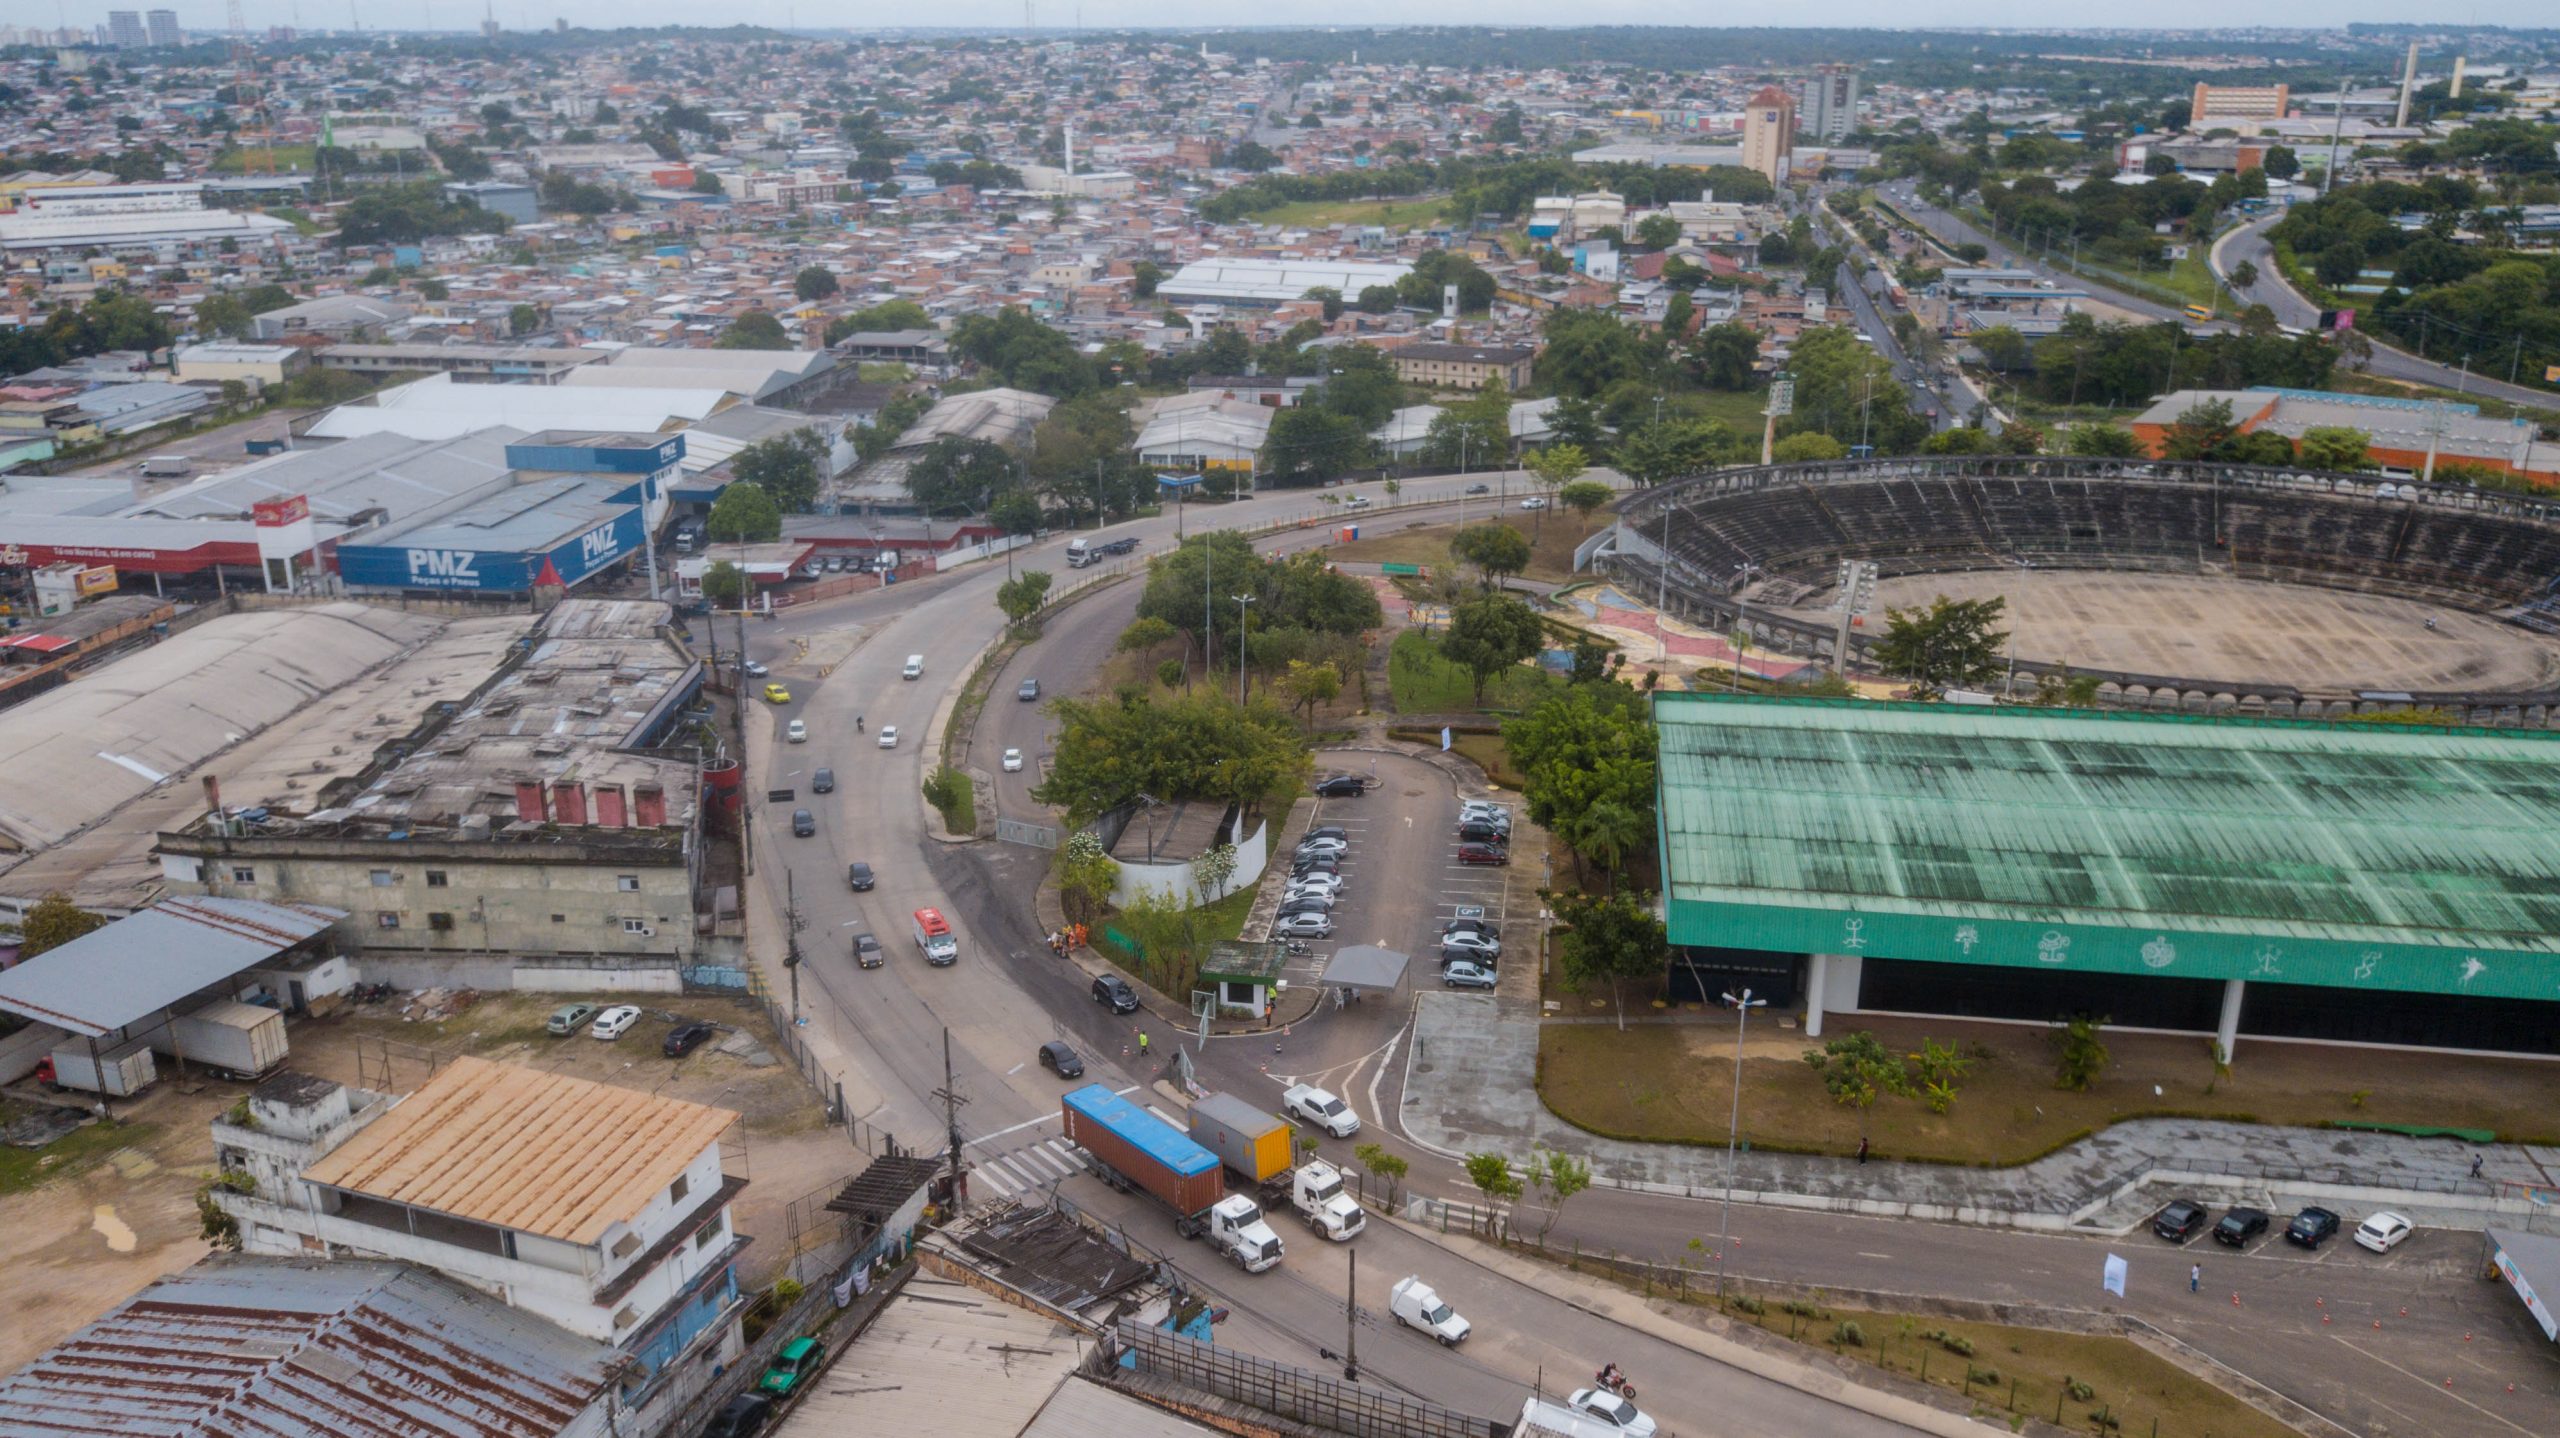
[1594,1369,1638,1401]
[1283,939,1312,957]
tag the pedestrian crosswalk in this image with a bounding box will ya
[970,1136,1087,1197]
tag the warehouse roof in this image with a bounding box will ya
[131,427,522,525]
[1656,693,2560,999]
[1156,256,1414,304]
[304,372,725,442]
[0,896,343,1036]
[0,1254,612,1437]
[301,1056,737,1246]
[777,1272,1078,1438]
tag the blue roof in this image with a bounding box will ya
[1062,1084,1217,1176]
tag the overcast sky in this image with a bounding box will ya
[198,3,2546,37]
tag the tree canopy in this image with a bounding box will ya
[1871,594,2010,696]
[705,481,782,543]
[714,309,791,350]
[1032,690,1310,825]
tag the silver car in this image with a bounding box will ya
[1273,912,1334,939]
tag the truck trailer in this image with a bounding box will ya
[38,1038,157,1098]
[1061,1085,1284,1272]
[1187,1092,1294,1186]
[140,1000,288,1081]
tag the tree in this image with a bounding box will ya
[1551,888,1668,1029]
[698,559,750,606]
[1423,378,1515,469]
[1921,426,1995,456]
[1871,594,2009,697]
[793,265,840,302]
[1354,1141,1409,1206]
[2261,145,2300,181]
[1033,690,1309,825]
[508,302,541,336]
[1132,260,1164,298]
[1260,403,1369,486]
[995,569,1054,627]
[1277,658,1341,731]
[1057,831,1119,924]
[1118,616,1178,654]
[2066,423,2144,458]
[18,891,106,958]
[715,309,791,350]
[705,481,782,543]
[1690,322,1761,391]
[1633,212,1682,250]
[1461,1152,1522,1227]
[2158,397,2239,460]
[1535,307,1650,398]
[1972,325,2031,372]
[194,293,252,340]
[2229,259,2260,291]
[1449,523,1532,589]
[906,435,1020,515]
[1524,444,1586,538]
[1558,479,1614,520]
[2053,1014,2111,1091]
[2296,426,2373,472]
[990,488,1044,544]
[823,300,932,344]
[1771,431,1846,463]
[730,429,828,514]
[1442,592,1545,703]
[1523,1147,1593,1243]
[1802,1030,1916,1140]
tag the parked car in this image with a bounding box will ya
[847,861,874,890]
[1295,840,1349,861]
[1443,919,1501,941]
[2285,1207,2342,1249]
[1566,1388,1655,1438]
[812,767,835,794]
[1017,678,1042,701]
[1289,856,1342,879]
[1303,825,1349,842]
[852,932,883,969]
[1388,1274,1470,1345]
[1282,1083,1360,1137]
[1092,974,1140,1013]
[2213,1207,2270,1247]
[591,1005,642,1041]
[2153,1199,2210,1242]
[1442,960,1498,990]
[1277,896,1336,917]
[792,808,816,837]
[663,1021,717,1058]
[1456,822,1509,845]
[1519,497,1549,510]
[877,726,900,748]
[1274,912,1335,939]
[1455,842,1509,866]
[1313,775,1369,797]
[1438,946,1496,971]
[756,1337,824,1397]
[700,1393,774,1438]
[546,1003,599,1036]
[1439,930,1502,958]
[761,683,792,704]
[1002,748,1024,773]
[2354,1211,2415,1253]
[785,719,808,743]
[1463,483,1490,495]
[1038,1040,1085,1078]
[1285,873,1346,896]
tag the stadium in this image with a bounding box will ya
[1606,457,2560,1056]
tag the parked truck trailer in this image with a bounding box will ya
[140,999,288,1081]
[38,1038,157,1098]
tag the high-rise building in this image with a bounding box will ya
[1741,85,1797,185]
[106,10,146,47]
[1800,64,1860,142]
[2189,82,2291,127]
[144,8,179,46]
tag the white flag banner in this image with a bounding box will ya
[1440,726,1453,752]
[2102,1253,2128,1298]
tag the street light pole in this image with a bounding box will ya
[1233,593,1257,705]
[1715,986,1767,1303]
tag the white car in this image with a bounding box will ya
[1001,748,1024,773]
[1518,496,1548,510]
[1272,912,1334,939]
[742,660,769,678]
[2354,1211,2414,1253]
[1285,873,1346,896]
[877,725,900,749]
[1567,1389,1656,1438]
[1282,1083,1360,1138]
[1294,838,1350,859]
[1439,929,1501,958]
[590,1005,642,1040]
[785,719,808,743]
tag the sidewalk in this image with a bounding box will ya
[1401,997,2560,1233]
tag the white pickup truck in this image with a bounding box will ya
[1281,1082,1360,1138]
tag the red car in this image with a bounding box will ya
[1456,842,1508,866]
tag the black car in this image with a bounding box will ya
[1290,856,1342,877]
[852,932,883,968]
[792,808,815,837]
[1456,822,1508,845]
[1038,1040,1085,1078]
[812,768,835,794]
[2214,1207,2271,1247]
[701,1393,774,1438]
[1017,678,1042,701]
[2153,1200,2209,1242]
[1303,824,1349,843]
[847,861,874,891]
[2285,1206,2342,1249]
[663,1021,717,1058]
[1314,775,1368,797]
[1464,483,1490,495]
[1443,919,1501,940]
[1093,974,1139,1013]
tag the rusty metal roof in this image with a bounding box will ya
[0,1254,612,1437]
[0,896,346,1036]
[300,1055,737,1247]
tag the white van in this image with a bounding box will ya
[902,655,924,680]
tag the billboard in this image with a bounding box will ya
[335,505,644,593]
[73,565,118,596]
[252,494,310,526]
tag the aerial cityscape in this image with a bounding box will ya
[0,13,2557,1438]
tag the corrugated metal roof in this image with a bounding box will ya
[0,1254,612,1437]
[300,1055,737,1246]
[0,897,344,1035]
[772,1274,1076,1438]
[1020,1376,1221,1438]
[1657,694,2560,990]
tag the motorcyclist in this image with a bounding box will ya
[1596,1362,1623,1392]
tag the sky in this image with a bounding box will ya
[158,4,2557,33]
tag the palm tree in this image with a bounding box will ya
[1575,800,1649,891]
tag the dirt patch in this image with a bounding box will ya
[1539,1012,2560,1164]
[1327,510,1609,585]
[0,989,845,1374]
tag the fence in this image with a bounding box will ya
[1101,1320,1508,1438]
[651,1253,914,1438]
[995,817,1062,849]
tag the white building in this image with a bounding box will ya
[215,1055,746,1424]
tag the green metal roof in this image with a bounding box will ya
[1656,693,2560,1000]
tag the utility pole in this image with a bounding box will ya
[1233,593,1256,705]
[934,1028,971,1208]
[1343,1247,1360,1381]
[783,869,805,1024]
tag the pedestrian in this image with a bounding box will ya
[2471,1153,2485,1179]
[1138,1031,1149,1055]
[1856,1136,1869,1165]
[2189,1263,2201,1294]
[856,714,864,732]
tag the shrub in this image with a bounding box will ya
[2064,1377,2096,1402]
[2090,1404,2121,1431]
[1833,1320,1866,1347]
[773,1277,806,1304]
[1939,1333,1976,1357]
[1731,1294,1766,1315]
[1966,1365,2001,1386]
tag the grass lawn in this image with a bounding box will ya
[1538,1011,2560,1164]
[1328,509,1611,585]
[0,1115,155,1198]
[1681,388,1775,431]
[1388,629,1560,715]
[1258,196,1451,231]
[215,145,316,174]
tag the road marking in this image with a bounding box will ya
[974,1164,1020,1197]
[965,1083,1139,1145]
[1005,1063,1024,1076]
[2327,1335,2540,1436]
[1146,1104,1183,1126]
[1856,1251,1893,1260]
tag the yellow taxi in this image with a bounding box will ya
[761,682,793,704]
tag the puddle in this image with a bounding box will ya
[91,1204,136,1253]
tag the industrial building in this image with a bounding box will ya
[2190,82,2293,126]
[1153,257,1416,309]
[1655,693,2560,1057]
[1390,342,1535,392]
[0,181,295,257]
[2131,387,2560,485]
[314,342,604,385]
[172,342,313,390]
[440,178,539,225]
[1133,392,1272,477]
[332,431,680,596]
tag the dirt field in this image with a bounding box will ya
[1779,570,2560,693]
[0,990,845,1375]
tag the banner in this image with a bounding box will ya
[2102,1253,2128,1297]
[1440,726,1453,752]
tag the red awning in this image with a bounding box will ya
[2,634,73,653]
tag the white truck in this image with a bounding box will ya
[1287,1159,1365,1241]
[141,999,287,1080]
[1199,1193,1287,1273]
[37,1038,157,1098]
[1281,1082,1360,1138]
[1389,1275,1471,1345]
[1065,538,1097,567]
[911,907,958,966]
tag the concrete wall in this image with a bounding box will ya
[348,951,685,995]
[0,1020,67,1086]
[1111,818,1268,910]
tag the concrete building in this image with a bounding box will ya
[1568,142,1748,170]
[213,1055,746,1424]
[442,178,539,225]
[1526,191,1626,241]
[1133,392,1271,477]
[107,10,145,48]
[1741,85,1797,184]
[1154,257,1414,309]
[1801,64,1860,141]
[251,295,415,342]
[2191,82,2292,125]
[1391,342,1535,392]
[173,342,311,390]
[2130,387,2560,485]
[315,342,604,385]
[144,7,179,46]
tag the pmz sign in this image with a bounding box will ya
[577,522,622,570]
[404,548,485,589]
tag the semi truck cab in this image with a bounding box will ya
[1205,1193,1285,1273]
[1290,1159,1365,1241]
